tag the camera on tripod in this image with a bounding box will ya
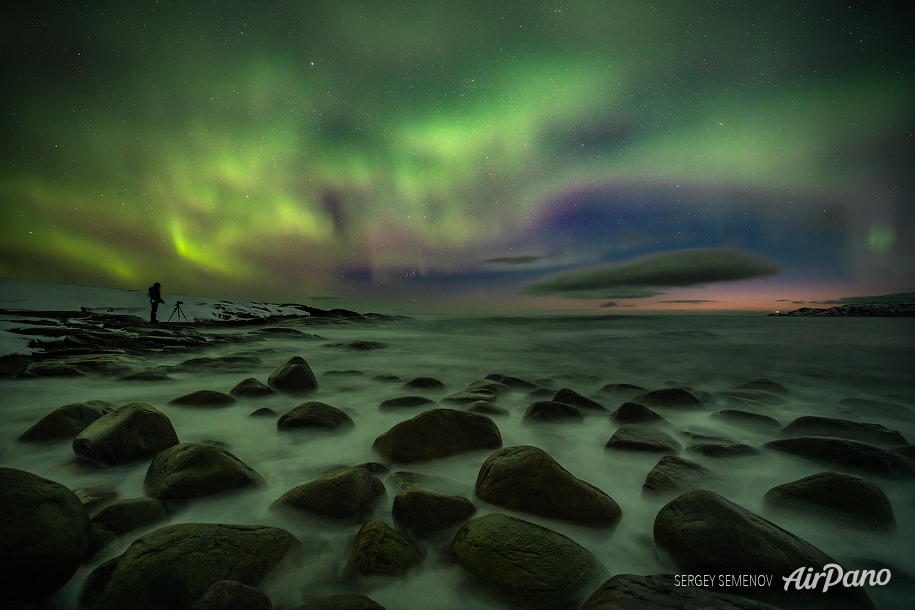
[168,300,189,323]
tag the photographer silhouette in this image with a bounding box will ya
[147,282,164,323]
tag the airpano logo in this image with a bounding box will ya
[783,564,891,592]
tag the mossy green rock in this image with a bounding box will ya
[343,519,424,577]
[18,400,116,442]
[72,403,179,465]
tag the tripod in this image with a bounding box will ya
[167,301,189,323]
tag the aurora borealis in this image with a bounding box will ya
[1,1,912,312]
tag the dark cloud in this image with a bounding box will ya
[600,302,618,307]
[519,248,780,299]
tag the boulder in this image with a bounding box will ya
[401,376,445,390]
[18,400,116,442]
[80,523,297,610]
[230,378,275,399]
[687,443,761,458]
[606,424,681,453]
[144,443,264,500]
[735,379,789,395]
[168,390,237,408]
[450,513,606,609]
[267,356,318,394]
[277,402,354,431]
[293,594,386,610]
[632,388,703,409]
[763,471,895,530]
[73,403,179,465]
[377,395,437,411]
[74,486,119,512]
[552,388,608,412]
[596,383,647,401]
[392,489,476,537]
[466,400,510,417]
[372,408,502,463]
[271,466,386,522]
[475,446,621,528]
[466,379,511,396]
[654,490,873,610]
[527,387,556,400]
[580,574,785,610]
[485,373,538,390]
[642,455,716,496]
[342,519,424,577]
[440,390,495,405]
[781,415,908,446]
[710,410,781,431]
[720,390,785,406]
[249,407,278,418]
[0,468,92,604]
[610,401,666,424]
[91,498,171,536]
[763,436,915,479]
[188,580,272,610]
[523,400,583,422]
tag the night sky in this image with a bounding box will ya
[1,1,912,313]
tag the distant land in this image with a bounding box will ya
[769,302,915,317]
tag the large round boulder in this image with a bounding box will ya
[763,436,915,479]
[522,400,583,422]
[80,523,297,610]
[342,519,424,577]
[372,408,502,463]
[168,390,236,408]
[642,455,716,497]
[267,356,318,394]
[229,378,275,399]
[18,400,116,442]
[0,468,92,604]
[475,446,621,528]
[654,490,873,610]
[271,466,386,522]
[781,416,908,446]
[610,401,666,424]
[606,424,681,453]
[188,579,272,610]
[580,574,786,610]
[73,403,179,465]
[632,388,703,409]
[450,513,606,609]
[552,388,607,412]
[277,402,354,432]
[763,471,895,530]
[392,489,476,537]
[144,443,265,500]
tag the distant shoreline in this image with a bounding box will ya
[768,302,915,317]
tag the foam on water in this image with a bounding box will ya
[2,313,914,609]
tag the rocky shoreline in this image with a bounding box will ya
[768,302,915,317]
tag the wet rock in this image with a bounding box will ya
[720,389,785,406]
[781,415,908,446]
[277,402,354,432]
[527,387,556,400]
[370,374,402,383]
[293,594,387,610]
[401,376,445,390]
[485,373,538,390]
[687,443,761,458]
[642,455,716,496]
[73,403,179,465]
[373,408,502,463]
[580,574,785,610]
[0,467,92,604]
[466,379,511,396]
[144,443,264,500]
[342,519,424,577]
[596,383,647,401]
[466,400,510,417]
[168,390,237,408]
[606,424,681,453]
[80,523,297,610]
[74,486,119,512]
[173,354,263,373]
[440,390,495,405]
[736,378,789,395]
[267,356,318,394]
[654,490,874,610]
[378,395,437,411]
[188,580,272,610]
[552,388,608,412]
[632,388,703,409]
[475,446,621,528]
[764,436,915,479]
[392,489,476,537]
[271,466,386,522]
[18,400,116,442]
[20,360,86,377]
[91,498,171,536]
[763,471,896,530]
[230,378,275,398]
[523,400,583,422]
[610,401,667,424]
[249,407,278,418]
[711,409,781,431]
[450,513,606,610]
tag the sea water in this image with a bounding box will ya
[1,314,914,609]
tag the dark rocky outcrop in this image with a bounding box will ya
[763,471,896,530]
[606,424,681,453]
[91,498,171,536]
[342,519,424,577]
[188,580,272,610]
[144,443,264,500]
[642,455,716,496]
[292,594,387,610]
[781,415,908,446]
[632,388,703,409]
[523,400,583,422]
[230,378,275,399]
[73,403,179,465]
[277,402,354,432]
[168,390,237,408]
[610,401,666,424]
[450,513,606,610]
[0,467,92,604]
[580,574,786,610]
[80,523,297,610]
[475,446,621,528]
[373,408,502,463]
[271,466,386,522]
[764,436,915,479]
[267,356,318,394]
[377,395,437,411]
[654,490,874,610]
[18,400,116,442]
[552,388,608,412]
[392,489,476,537]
